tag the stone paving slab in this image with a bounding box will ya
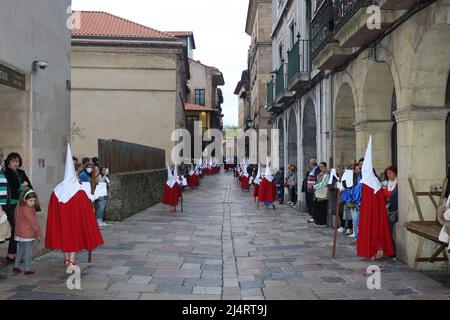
[0,172,448,300]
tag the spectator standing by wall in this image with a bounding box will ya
[274,167,285,204]
[95,167,110,227]
[286,164,298,207]
[13,190,41,275]
[4,153,33,264]
[304,159,320,224]
[313,162,330,228]
[382,165,398,255]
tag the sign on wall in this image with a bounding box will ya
[0,64,25,90]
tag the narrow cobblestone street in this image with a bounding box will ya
[0,172,448,300]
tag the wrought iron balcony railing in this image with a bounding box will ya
[334,0,379,34]
[287,39,310,83]
[275,64,285,98]
[311,0,335,61]
[266,79,274,107]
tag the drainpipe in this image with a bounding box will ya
[329,73,333,167]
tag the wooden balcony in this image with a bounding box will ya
[334,0,404,48]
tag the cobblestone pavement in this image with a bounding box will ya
[0,172,449,300]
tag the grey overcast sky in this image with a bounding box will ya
[72,0,250,127]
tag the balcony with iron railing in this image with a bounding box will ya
[334,0,378,34]
[333,0,401,48]
[287,37,311,93]
[275,63,285,98]
[311,0,352,70]
[311,0,336,62]
[272,62,296,107]
[266,79,274,108]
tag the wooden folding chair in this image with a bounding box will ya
[405,177,450,274]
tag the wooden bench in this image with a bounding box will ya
[406,178,449,274]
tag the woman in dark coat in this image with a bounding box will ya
[4,153,33,263]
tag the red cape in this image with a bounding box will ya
[253,183,259,198]
[357,184,395,259]
[45,191,104,252]
[162,184,180,206]
[258,178,275,202]
[241,176,250,190]
[187,174,199,187]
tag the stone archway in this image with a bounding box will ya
[288,108,298,166]
[334,82,356,164]
[395,23,450,267]
[446,72,450,172]
[278,117,285,168]
[302,98,317,165]
[358,62,397,172]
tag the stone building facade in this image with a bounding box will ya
[246,0,274,158]
[70,11,190,163]
[0,1,72,256]
[268,0,328,212]
[186,59,225,130]
[235,70,250,132]
[267,0,450,270]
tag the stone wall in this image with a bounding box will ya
[104,169,166,221]
[0,1,71,258]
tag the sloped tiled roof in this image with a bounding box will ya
[166,31,194,37]
[185,103,215,112]
[72,11,176,39]
[190,59,222,74]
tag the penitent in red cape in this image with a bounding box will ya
[356,136,394,259]
[161,165,181,206]
[258,177,275,203]
[241,175,250,190]
[357,184,395,258]
[46,191,104,252]
[187,173,199,188]
[45,144,104,253]
[162,184,180,206]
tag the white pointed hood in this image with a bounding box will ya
[166,164,177,188]
[243,159,249,177]
[264,158,274,182]
[360,135,382,193]
[254,163,261,184]
[53,144,83,203]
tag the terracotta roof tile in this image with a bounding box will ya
[185,103,215,112]
[72,11,176,39]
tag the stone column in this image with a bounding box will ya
[332,128,357,164]
[393,106,449,269]
[283,114,289,203]
[354,120,394,173]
